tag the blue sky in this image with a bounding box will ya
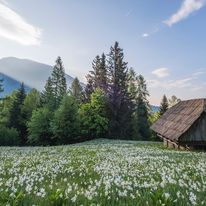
[0,0,206,105]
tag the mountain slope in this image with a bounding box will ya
[0,57,75,93]
[0,73,31,97]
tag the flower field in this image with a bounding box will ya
[0,139,206,206]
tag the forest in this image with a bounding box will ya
[0,42,177,146]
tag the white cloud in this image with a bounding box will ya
[164,0,205,26]
[152,67,170,78]
[0,3,42,45]
[148,77,193,89]
[142,33,149,38]
[191,70,206,77]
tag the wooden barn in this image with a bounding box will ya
[151,99,206,150]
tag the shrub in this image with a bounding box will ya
[0,126,20,146]
[28,107,53,146]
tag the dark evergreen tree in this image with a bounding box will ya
[22,89,40,122]
[52,95,80,144]
[133,75,151,140]
[97,53,107,91]
[8,83,27,144]
[128,68,137,100]
[107,42,133,139]
[70,77,83,104]
[41,57,67,110]
[159,94,169,116]
[41,77,55,110]
[51,56,67,109]
[84,53,107,101]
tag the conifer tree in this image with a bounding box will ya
[84,53,107,101]
[8,83,27,144]
[107,42,133,139]
[22,88,40,121]
[159,94,169,116]
[133,75,151,140]
[41,77,55,110]
[52,95,80,144]
[128,68,137,100]
[97,53,107,91]
[41,57,67,110]
[70,77,83,104]
[51,56,67,109]
[168,95,181,108]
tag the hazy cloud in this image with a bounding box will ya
[164,0,205,26]
[152,67,170,78]
[142,33,149,38]
[148,77,193,89]
[0,2,42,45]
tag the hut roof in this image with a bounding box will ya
[151,99,206,142]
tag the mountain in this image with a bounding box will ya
[151,105,159,113]
[0,73,31,97]
[0,57,80,96]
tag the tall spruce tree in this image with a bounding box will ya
[128,68,137,100]
[159,94,169,115]
[41,77,55,110]
[8,83,27,144]
[107,42,133,139]
[84,53,107,101]
[98,53,107,91]
[41,57,67,110]
[70,77,83,104]
[168,95,181,108]
[133,75,151,140]
[51,56,67,109]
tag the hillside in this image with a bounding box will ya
[0,73,31,97]
[0,57,76,95]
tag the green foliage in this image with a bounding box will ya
[168,95,181,108]
[22,88,40,122]
[159,94,169,116]
[149,112,161,141]
[128,68,137,100]
[28,107,53,145]
[41,57,67,111]
[85,53,107,101]
[132,75,151,140]
[79,89,109,138]
[8,83,27,144]
[0,126,20,146]
[52,95,80,144]
[107,42,133,139]
[0,91,17,127]
[41,77,55,110]
[70,77,83,104]
[51,56,67,108]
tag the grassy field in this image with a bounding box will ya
[0,139,206,206]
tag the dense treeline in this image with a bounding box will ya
[0,42,156,146]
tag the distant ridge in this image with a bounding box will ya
[0,73,31,97]
[0,57,83,97]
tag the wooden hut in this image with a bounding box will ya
[151,99,206,150]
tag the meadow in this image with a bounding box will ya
[0,139,206,206]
